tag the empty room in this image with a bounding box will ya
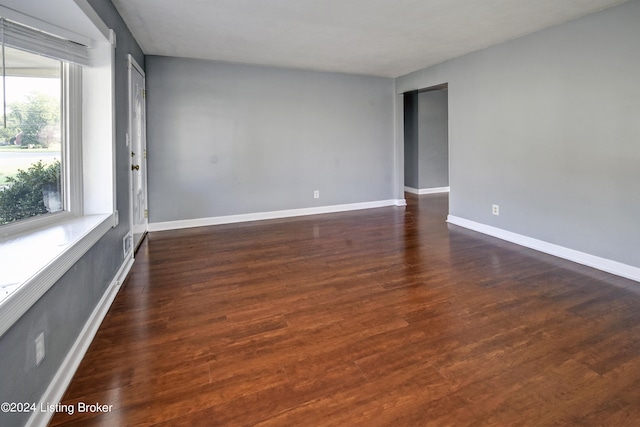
[0,0,639,425]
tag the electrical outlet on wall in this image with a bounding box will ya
[314,190,320,199]
[492,204,500,216]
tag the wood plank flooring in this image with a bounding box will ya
[50,194,640,426]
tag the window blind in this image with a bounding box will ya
[0,17,90,67]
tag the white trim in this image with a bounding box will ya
[26,252,134,427]
[447,215,640,283]
[72,0,113,44]
[66,63,84,216]
[394,91,405,201]
[0,211,73,239]
[128,53,144,76]
[404,186,450,195]
[82,40,116,215]
[149,199,406,232]
[0,214,113,338]
[404,187,419,194]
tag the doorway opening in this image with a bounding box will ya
[403,83,449,196]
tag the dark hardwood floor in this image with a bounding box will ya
[50,193,640,426]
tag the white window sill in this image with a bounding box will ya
[0,213,114,337]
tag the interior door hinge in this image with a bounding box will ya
[142,89,147,98]
[144,149,147,159]
[144,209,148,219]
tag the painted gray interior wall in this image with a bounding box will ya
[403,91,419,189]
[397,0,640,268]
[418,90,449,189]
[146,57,395,223]
[0,2,144,426]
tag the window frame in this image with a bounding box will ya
[0,60,82,238]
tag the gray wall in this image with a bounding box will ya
[397,0,640,268]
[0,2,144,426]
[418,90,449,189]
[146,57,396,223]
[403,90,419,189]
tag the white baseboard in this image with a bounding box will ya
[404,186,450,195]
[27,253,135,427]
[447,215,640,283]
[149,199,407,232]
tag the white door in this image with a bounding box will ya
[129,56,148,250]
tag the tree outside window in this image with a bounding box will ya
[0,46,62,226]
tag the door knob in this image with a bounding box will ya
[131,164,140,171]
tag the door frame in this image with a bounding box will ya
[400,83,450,197]
[127,54,148,253]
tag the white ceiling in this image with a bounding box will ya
[111,0,628,78]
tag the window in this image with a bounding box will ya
[0,9,116,337]
[0,17,90,235]
[0,47,64,225]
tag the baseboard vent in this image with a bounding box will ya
[122,233,132,258]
